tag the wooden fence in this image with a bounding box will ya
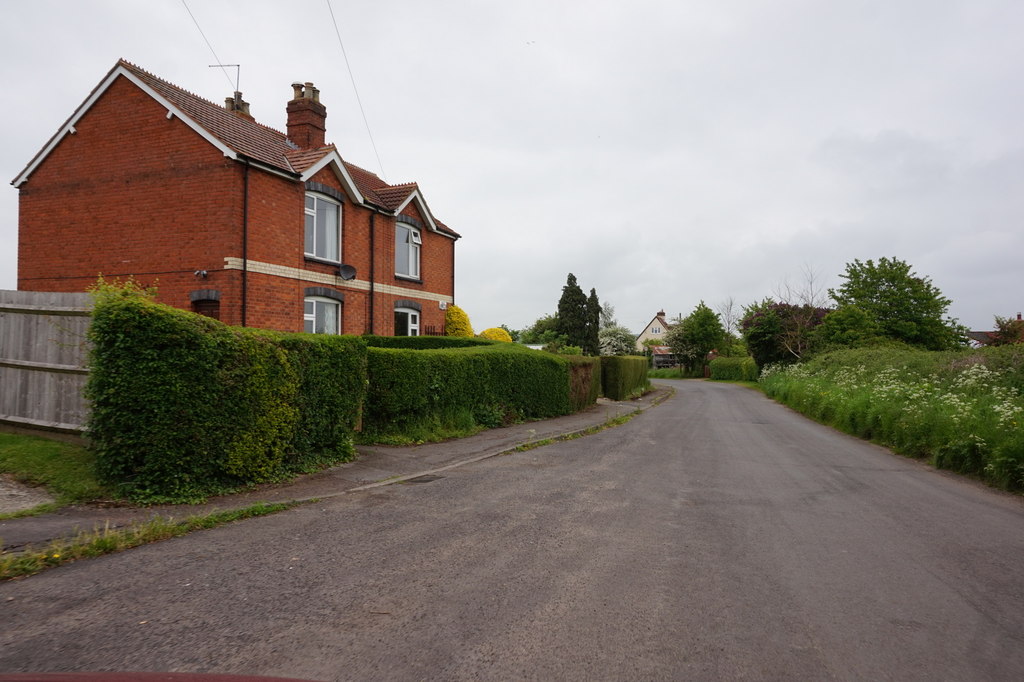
[0,290,92,435]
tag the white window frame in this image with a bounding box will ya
[395,224,421,279]
[304,296,341,334]
[394,307,420,336]
[304,193,341,263]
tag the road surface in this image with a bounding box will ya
[3,380,1023,680]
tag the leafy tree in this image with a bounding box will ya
[600,302,617,329]
[598,325,637,356]
[444,304,473,337]
[814,305,882,348]
[665,301,725,373]
[740,299,828,369]
[829,257,964,350]
[518,314,566,347]
[982,315,1024,346]
[499,324,520,343]
[584,288,601,355]
[556,273,589,351]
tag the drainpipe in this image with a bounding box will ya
[241,159,251,327]
[369,212,376,334]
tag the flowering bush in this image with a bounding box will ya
[479,327,513,343]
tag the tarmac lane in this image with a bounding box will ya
[2,380,1024,680]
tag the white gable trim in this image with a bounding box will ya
[13,65,237,187]
[300,151,365,205]
[394,188,456,239]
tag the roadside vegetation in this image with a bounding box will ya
[761,346,1024,489]
[0,502,295,580]
[0,433,108,518]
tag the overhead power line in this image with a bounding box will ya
[181,0,235,91]
[326,0,387,180]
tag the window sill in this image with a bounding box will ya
[395,274,423,284]
[305,255,342,267]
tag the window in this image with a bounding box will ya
[191,299,220,320]
[395,307,420,336]
[304,297,340,334]
[304,193,340,262]
[395,224,421,278]
[651,326,661,334]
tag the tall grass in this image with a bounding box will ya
[760,346,1024,489]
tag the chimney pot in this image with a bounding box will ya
[286,81,327,149]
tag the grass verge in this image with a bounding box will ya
[1,501,297,580]
[0,432,110,512]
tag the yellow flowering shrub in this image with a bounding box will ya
[445,305,474,337]
[479,327,513,343]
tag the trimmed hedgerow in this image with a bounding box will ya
[709,356,759,381]
[86,286,366,503]
[601,356,651,400]
[361,344,572,442]
[277,332,367,470]
[363,335,496,350]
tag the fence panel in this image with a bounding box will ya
[0,290,92,434]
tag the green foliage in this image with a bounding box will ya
[740,299,828,370]
[584,288,601,356]
[361,344,573,443]
[363,335,494,349]
[601,356,651,400]
[479,327,514,343]
[444,304,474,337]
[665,301,725,372]
[982,315,1024,346]
[829,257,965,350]
[556,273,590,351]
[709,356,759,381]
[0,432,108,508]
[599,325,637,356]
[759,347,1024,489]
[518,314,567,347]
[86,288,366,503]
[814,305,883,348]
[278,333,367,470]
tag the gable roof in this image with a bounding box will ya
[12,59,459,238]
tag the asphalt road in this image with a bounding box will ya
[3,380,1024,680]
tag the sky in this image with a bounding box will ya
[2,0,1022,335]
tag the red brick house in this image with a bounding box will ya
[13,59,459,335]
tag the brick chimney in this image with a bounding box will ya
[224,91,253,120]
[286,82,326,149]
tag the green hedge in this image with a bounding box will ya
[362,344,572,442]
[709,356,759,381]
[86,290,366,503]
[601,356,651,400]
[363,335,496,350]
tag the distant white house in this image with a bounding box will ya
[635,310,674,351]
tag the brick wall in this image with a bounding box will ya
[17,73,458,337]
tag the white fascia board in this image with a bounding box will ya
[13,66,238,188]
[300,151,365,204]
[394,189,455,239]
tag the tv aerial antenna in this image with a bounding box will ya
[209,63,240,93]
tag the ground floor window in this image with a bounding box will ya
[305,297,341,334]
[191,299,220,320]
[394,307,420,336]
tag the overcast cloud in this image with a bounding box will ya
[2,0,1021,334]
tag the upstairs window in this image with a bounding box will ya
[395,224,421,278]
[304,297,340,334]
[304,193,340,262]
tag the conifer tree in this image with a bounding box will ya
[585,288,601,355]
[556,273,589,350]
